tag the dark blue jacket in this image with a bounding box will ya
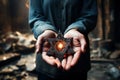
[29,0,98,78]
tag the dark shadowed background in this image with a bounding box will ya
[0,0,120,80]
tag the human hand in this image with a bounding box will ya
[62,29,87,70]
[35,30,61,68]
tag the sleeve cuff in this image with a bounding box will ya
[64,21,87,34]
[32,21,58,39]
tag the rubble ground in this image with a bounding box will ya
[0,32,120,80]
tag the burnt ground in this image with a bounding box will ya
[0,52,120,80]
[0,32,120,80]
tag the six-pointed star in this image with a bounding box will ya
[45,33,74,61]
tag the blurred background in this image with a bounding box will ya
[0,0,120,80]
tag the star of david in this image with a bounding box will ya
[45,32,74,61]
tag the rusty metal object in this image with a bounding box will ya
[44,32,74,60]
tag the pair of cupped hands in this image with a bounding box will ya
[35,29,87,70]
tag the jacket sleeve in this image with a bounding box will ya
[64,0,98,34]
[29,0,57,39]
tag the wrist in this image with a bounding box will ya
[44,29,55,33]
[67,28,78,32]
[44,29,57,36]
[67,28,81,33]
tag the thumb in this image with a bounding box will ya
[35,35,44,53]
[73,37,81,47]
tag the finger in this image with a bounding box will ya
[64,34,71,38]
[71,51,81,66]
[73,37,81,47]
[73,46,81,52]
[35,41,39,53]
[43,41,50,52]
[61,58,67,69]
[35,36,43,53]
[55,58,61,68]
[42,52,56,66]
[65,55,73,70]
[43,41,50,47]
[79,37,87,53]
[42,47,49,52]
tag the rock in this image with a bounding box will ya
[0,42,12,53]
[16,53,36,71]
[109,50,120,59]
[0,53,21,68]
[16,58,27,66]
[26,62,36,71]
[9,65,19,71]
[106,65,120,79]
[90,49,101,58]
[88,64,112,80]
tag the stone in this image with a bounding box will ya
[109,50,120,59]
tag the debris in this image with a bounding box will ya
[109,50,120,59]
[0,53,21,68]
[106,65,120,79]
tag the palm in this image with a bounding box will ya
[62,29,86,70]
[36,30,61,68]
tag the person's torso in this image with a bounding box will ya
[41,0,83,33]
[35,0,91,78]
